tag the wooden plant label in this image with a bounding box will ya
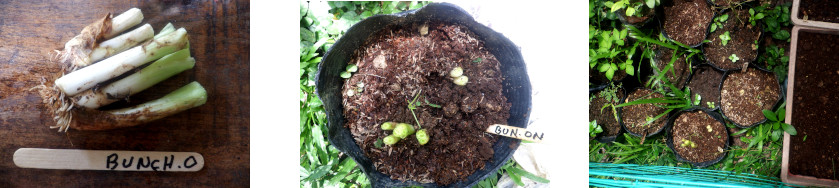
[13,148,203,172]
[486,124,545,143]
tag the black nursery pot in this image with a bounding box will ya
[665,107,731,168]
[718,64,783,128]
[589,85,627,143]
[314,3,531,188]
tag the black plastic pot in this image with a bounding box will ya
[589,85,627,143]
[718,64,783,128]
[665,107,730,168]
[314,3,531,187]
[621,87,672,138]
[701,7,765,72]
[684,63,725,111]
[659,0,714,48]
[617,7,656,29]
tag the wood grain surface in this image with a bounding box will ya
[0,0,249,186]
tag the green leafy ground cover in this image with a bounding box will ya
[589,0,795,179]
[300,1,547,187]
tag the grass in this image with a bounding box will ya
[588,0,793,181]
[300,1,548,187]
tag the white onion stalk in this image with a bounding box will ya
[70,81,208,131]
[55,28,189,96]
[87,23,154,65]
[58,8,144,68]
[73,48,195,109]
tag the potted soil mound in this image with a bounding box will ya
[589,84,627,143]
[662,0,714,47]
[791,0,839,30]
[621,88,669,137]
[652,47,692,89]
[666,108,729,168]
[720,66,781,128]
[315,3,531,187]
[782,26,839,187]
[704,9,762,71]
[686,64,724,110]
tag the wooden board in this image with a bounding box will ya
[0,1,249,186]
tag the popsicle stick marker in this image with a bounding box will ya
[13,148,203,172]
[486,124,545,143]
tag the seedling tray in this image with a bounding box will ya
[791,0,839,31]
[781,26,839,187]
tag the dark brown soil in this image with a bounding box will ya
[340,21,510,185]
[798,0,839,23]
[671,110,727,164]
[654,48,691,89]
[687,65,724,109]
[789,31,839,180]
[589,87,626,140]
[705,9,761,70]
[663,0,714,46]
[622,89,668,136]
[711,0,752,7]
[720,67,780,127]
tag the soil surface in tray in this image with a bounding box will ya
[705,9,761,70]
[663,0,713,46]
[654,48,691,89]
[798,0,839,23]
[789,31,839,180]
[622,89,667,137]
[671,110,727,164]
[687,65,723,109]
[720,67,780,127]
[590,87,626,140]
[341,21,511,185]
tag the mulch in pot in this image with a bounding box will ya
[789,30,839,180]
[622,88,668,137]
[341,21,511,185]
[720,67,780,127]
[798,0,839,23]
[704,9,761,71]
[668,109,728,167]
[662,0,714,47]
[653,47,691,89]
[686,65,724,110]
[589,85,626,142]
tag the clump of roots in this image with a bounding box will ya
[32,77,74,132]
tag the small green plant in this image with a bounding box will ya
[707,101,716,109]
[340,64,358,78]
[748,8,765,26]
[729,54,739,63]
[590,120,604,137]
[472,58,482,63]
[753,3,792,40]
[760,45,790,80]
[710,14,729,33]
[680,139,697,148]
[719,31,731,46]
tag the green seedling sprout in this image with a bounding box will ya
[393,123,415,139]
[383,135,401,146]
[720,31,731,46]
[416,129,429,145]
[729,54,740,63]
[381,122,396,130]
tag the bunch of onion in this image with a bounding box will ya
[35,8,207,132]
